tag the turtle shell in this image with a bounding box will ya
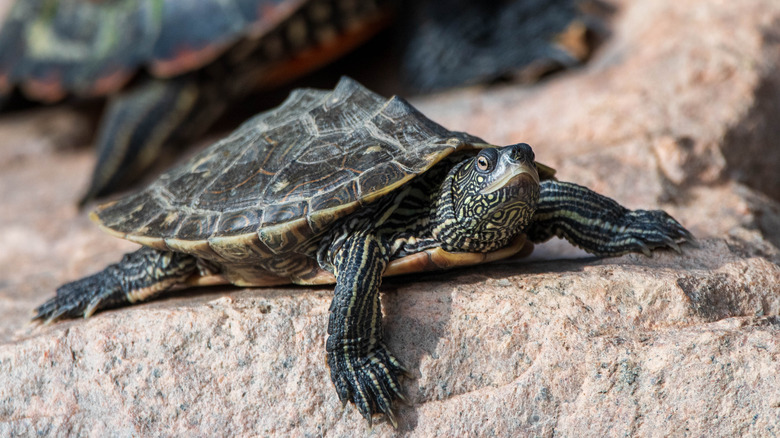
[92,77,488,263]
[0,0,379,101]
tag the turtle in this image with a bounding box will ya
[400,0,611,91]
[0,0,395,205]
[34,77,693,426]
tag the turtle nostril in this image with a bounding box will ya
[506,143,534,163]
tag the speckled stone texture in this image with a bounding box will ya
[2,0,780,436]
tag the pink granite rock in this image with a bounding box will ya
[1,0,780,436]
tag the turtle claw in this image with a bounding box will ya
[664,236,682,254]
[622,209,694,256]
[32,272,120,323]
[636,242,652,257]
[652,233,682,254]
[328,342,407,428]
[383,407,398,429]
[396,390,411,406]
[45,310,68,326]
[31,299,54,323]
[32,296,68,325]
[32,248,196,324]
[83,298,103,319]
[678,227,699,248]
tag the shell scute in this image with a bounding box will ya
[257,88,327,128]
[306,181,361,233]
[293,133,344,165]
[208,232,276,263]
[208,234,262,263]
[260,200,308,227]
[327,75,385,110]
[142,210,183,238]
[337,135,397,171]
[174,212,220,241]
[164,238,218,261]
[196,120,307,209]
[309,91,383,135]
[163,149,225,206]
[96,191,160,233]
[257,218,314,254]
[305,78,386,135]
[356,161,412,203]
[215,209,264,236]
[368,97,469,173]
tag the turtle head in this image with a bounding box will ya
[436,143,540,252]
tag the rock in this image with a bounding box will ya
[2,241,779,436]
[2,0,780,436]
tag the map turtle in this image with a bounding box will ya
[35,77,693,426]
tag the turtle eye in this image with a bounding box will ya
[475,151,494,173]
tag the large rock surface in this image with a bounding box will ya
[2,0,780,436]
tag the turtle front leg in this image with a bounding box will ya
[326,233,407,427]
[527,180,694,256]
[34,247,197,323]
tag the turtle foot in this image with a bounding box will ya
[33,248,197,324]
[619,209,695,256]
[33,270,125,324]
[528,180,695,257]
[327,342,409,428]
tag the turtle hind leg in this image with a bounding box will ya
[34,247,197,324]
[527,180,694,256]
